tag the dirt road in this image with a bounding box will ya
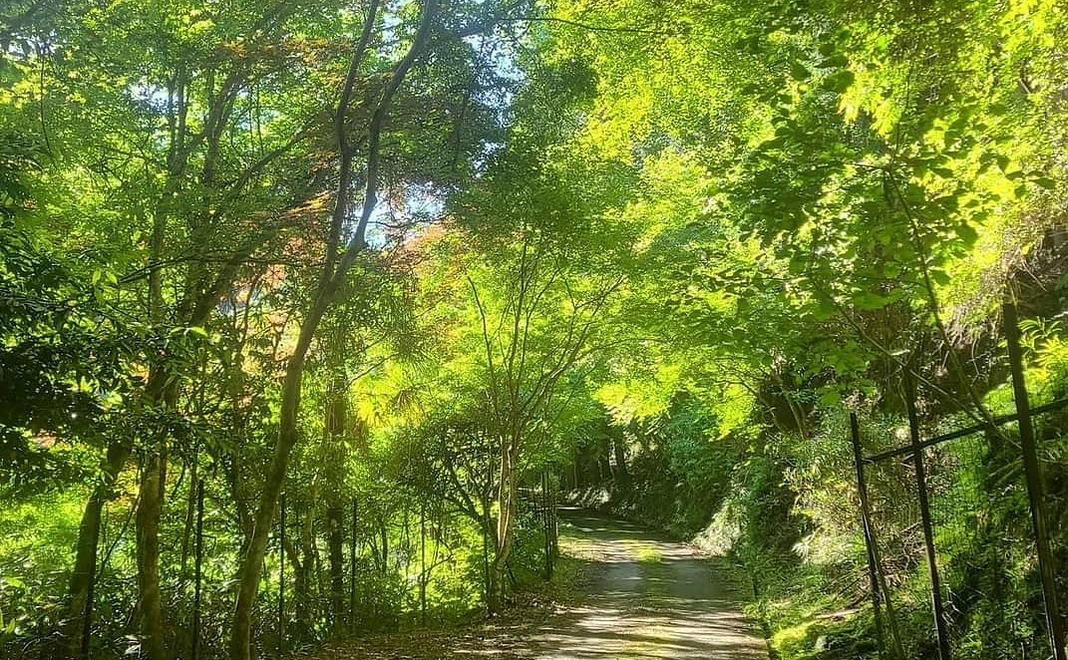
[516,510,768,659]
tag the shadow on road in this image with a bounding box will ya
[455,508,768,659]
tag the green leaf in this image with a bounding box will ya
[821,70,854,93]
[819,390,842,407]
[789,60,811,81]
[817,54,849,69]
[958,224,979,246]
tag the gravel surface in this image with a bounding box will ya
[518,510,768,659]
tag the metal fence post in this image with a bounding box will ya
[904,372,952,660]
[192,479,204,660]
[420,500,427,626]
[1004,300,1067,660]
[278,492,286,657]
[541,471,552,580]
[350,496,358,633]
[849,413,887,657]
[549,472,558,569]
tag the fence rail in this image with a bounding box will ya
[850,301,1068,660]
[518,469,560,580]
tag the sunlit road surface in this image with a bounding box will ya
[463,509,769,659]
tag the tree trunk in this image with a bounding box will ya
[136,365,177,660]
[325,373,347,632]
[570,449,579,490]
[230,300,327,660]
[611,431,630,490]
[180,462,199,579]
[280,523,308,635]
[481,479,492,606]
[137,451,166,660]
[489,437,518,613]
[227,452,253,547]
[379,521,389,574]
[597,438,611,482]
[227,2,436,652]
[227,367,254,548]
[296,509,315,631]
[326,505,345,632]
[66,442,131,658]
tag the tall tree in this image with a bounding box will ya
[228,2,440,656]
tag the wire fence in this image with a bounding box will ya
[851,302,1068,660]
[518,469,560,581]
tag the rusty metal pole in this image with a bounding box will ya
[192,479,204,660]
[904,372,952,660]
[541,471,551,580]
[350,496,357,633]
[849,413,886,658]
[1004,300,1067,660]
[420,500,427,626]
[278,492,286,657]
[550,472,558,572]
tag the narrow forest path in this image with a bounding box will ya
[310,509,768,659]
[513,509,769,659]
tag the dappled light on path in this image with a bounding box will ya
[456,510,768,659]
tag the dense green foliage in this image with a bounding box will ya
[2,0,1068,658]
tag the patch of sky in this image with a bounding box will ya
[364,182,445,248]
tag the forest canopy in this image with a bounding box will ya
[2,0,1068,658]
